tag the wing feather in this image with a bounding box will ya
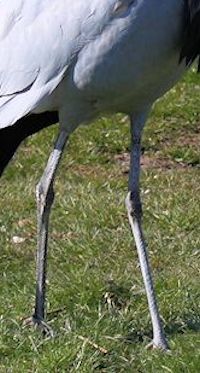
[0,0,81,128]
[0,0,114,127]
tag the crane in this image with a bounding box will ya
[0,0,199,350]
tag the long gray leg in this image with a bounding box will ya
[31,130,69,334]
[125,111,168,350]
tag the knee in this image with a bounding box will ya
[125,191,142,220]
[36,180,54,209]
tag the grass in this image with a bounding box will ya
[0,68,199,372]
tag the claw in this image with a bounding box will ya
[22,316,54,338]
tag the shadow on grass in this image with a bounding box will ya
[122,315,200,346]
[101,281,200,345]
[165,315,200,335]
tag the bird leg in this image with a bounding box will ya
[125,112,169,350]
[25,130,69,336]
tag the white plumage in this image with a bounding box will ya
[0,0,186,127]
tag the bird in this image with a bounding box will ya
[0,0,199,351]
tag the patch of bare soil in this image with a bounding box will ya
[158,128,200,149]
[114,152,199,172]
[175,132,200,147]
[114,129,200,172]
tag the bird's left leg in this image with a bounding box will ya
[125,111,169,350]
[24,130,69,336]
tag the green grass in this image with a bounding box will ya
[0,68,199,372]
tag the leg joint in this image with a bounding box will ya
[36,179,54,211]
[125,191,142,220]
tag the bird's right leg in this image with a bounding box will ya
[24,130,69,336]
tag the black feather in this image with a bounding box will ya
[0,111,58,176]
[180,0,200,70]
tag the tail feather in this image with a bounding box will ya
[180,0,200,70]
[0,111,58,176]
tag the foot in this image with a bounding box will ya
[146,338,170,352]
[22,315,54,337]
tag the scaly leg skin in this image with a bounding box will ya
[23,130,69,337]
[126,111,169,351]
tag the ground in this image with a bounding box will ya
[0,68,199,371]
